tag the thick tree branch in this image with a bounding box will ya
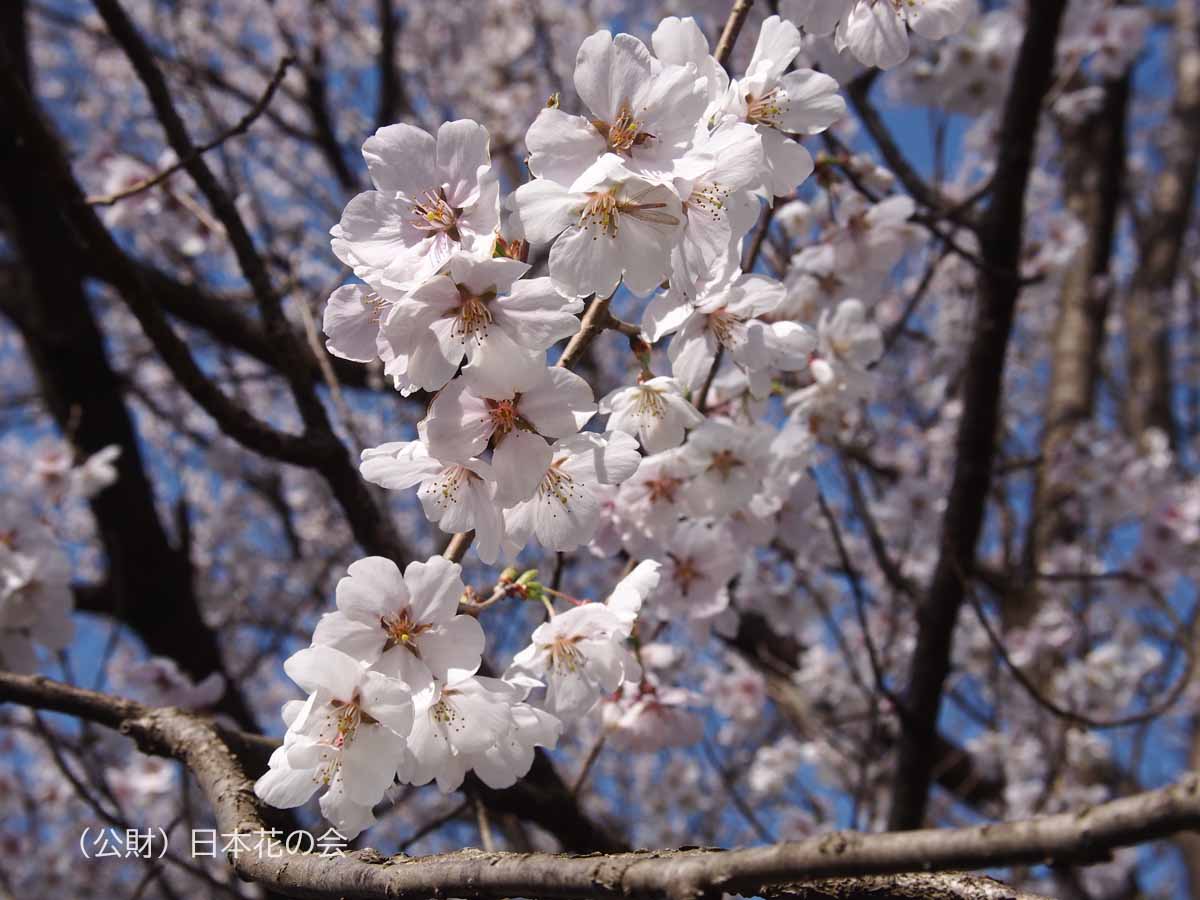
[1019,73,1130,622]
[887,0,1068,831]
[1123,0,1200,444]
[4,671,1194,900]
[0,3,260,732]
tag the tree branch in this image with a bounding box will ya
[3,670,1193,900]
[86,55,295,207]
[887,0,1069,831]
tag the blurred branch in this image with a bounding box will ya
[1123,0,1200,445]
[845,72,976,226]
[713,0,753,69]
[86,55,295,207]
[89,0,413,563]
[888,0,1069,831]
[376,0,407,127]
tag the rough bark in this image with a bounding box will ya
[1014,75,1130,626]
[1122,0,1200,445]
[8,671,1200,900]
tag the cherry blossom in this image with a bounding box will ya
[0,509,74,673]
[254,645,415,837]
[508,153,684,298]
[423,367,596,465]
[668,121,766,296]
[797,297,884,404]
[783,0,977,70]
[322,283,394,364]
[501,431,642,553]
[332,120,500,290]
[400,675,534,792]
[311,555,484,687]
[614,448,701,547]
[359,440,506,565]
[680,420,773,517]
[720,16,846,196]
[646,265,815,396]
[381,253,581,396]
[649,520,739,620]
[508,560,659,718]
[599,377,704,453]
[603,680,705,751]
[524,30,708,185]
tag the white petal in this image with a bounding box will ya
[363,123,439,194]
[491,279,583,350]
[462,327,546,396]
[519,368,596,436]
[492,430,554,506]
[436,119,493,208]
[323,285,382,363]
[416,615,486,685]
[424,379,495,461]
[574,31,652,124]
[283,646,363,700]
[508,179,578,244]
[403,555,465,625]
[525,107,608,186]
[359,440,442,490]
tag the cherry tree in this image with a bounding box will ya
[3,0,1200,898]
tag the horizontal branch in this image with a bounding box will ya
[0,670,1194,900]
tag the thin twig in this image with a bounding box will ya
[87,56,294,207]
[714,0,754,69]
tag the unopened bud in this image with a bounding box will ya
[514,569,544,602]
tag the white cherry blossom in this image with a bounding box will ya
[810,297,884,398]
[254,645,414,836]
[651,16,729,107]
[508,560,658,719]
[614,447,700,546]
[647,265,815,397]
[423,367,596,465]
[829,194,919,274]
[0,512,74,673]
[400,675,525,792]
[501,431,642,555]
[508,153,684,298]
[650,520,739,620]
[720,16,845,197]
[312,555,483,687]
[668,121,766,296]
[359,440,505,565]
[783,0,977,70]
[680,420,773,517]
[599,377,703,453]
[322,283,395,364]
[332,120,500,290]
[525,30,708,185]
[381,254,581,396]
[603,680,705,751]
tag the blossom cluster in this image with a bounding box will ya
[264,9,936,834]
[266,7,985,837]
[254,554,659,836]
